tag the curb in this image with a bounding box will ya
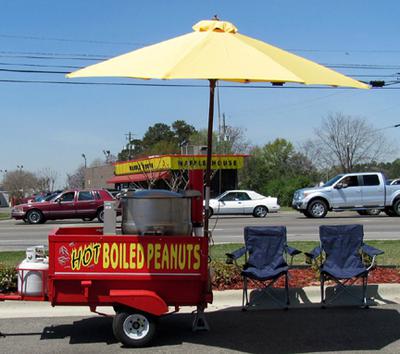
[0,284,399,319]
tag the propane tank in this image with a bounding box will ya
[18,246,49,296]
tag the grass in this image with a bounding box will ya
[1,240,399,268]
[0,251,25,267]
[210,240,400,266]
[0,212,10,220]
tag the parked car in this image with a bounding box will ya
[11,189,115,224]
[205,190,280,218]
[292,172,400,218]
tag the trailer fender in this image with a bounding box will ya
[109,289,168,316]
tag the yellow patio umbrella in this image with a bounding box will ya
[67,19,369,236]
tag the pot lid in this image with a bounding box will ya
[130,189,184,199]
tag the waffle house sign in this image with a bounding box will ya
[115,155,245,176]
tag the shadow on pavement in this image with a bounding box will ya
[39,306,400,353]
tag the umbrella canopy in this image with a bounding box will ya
[67,19,368,88]
[67,19,369,236]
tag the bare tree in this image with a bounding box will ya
[66,165,85,189]
[2,170,38,199]
[303,113,395,173]
[36,168,58,191]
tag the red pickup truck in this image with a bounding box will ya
[11,189,115,224]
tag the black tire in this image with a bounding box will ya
[357,210,367,216]
[97,208,104,223]
[113,311,156,347]
[301,210,312,218]
[385,208,397,217]
[204,207,213,218]
[392,199,400,216]
[26,209,45,224]
[253,205,268,218]
[307,199,328,218]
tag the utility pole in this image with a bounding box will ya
[125,132,135,160]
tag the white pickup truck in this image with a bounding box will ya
[292,172,400,218]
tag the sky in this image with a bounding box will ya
[1,0,400,188]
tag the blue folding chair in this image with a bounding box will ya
[306,224,384,308]
[226,226,301,310]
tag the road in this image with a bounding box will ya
[0,211,399,251]
[1,305,400,353]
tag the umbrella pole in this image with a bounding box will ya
[203,79,217,237]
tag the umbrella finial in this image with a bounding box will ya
[212,15,220,21]
[193,19,238,33]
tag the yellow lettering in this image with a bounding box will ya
[71,247,82,271]
[137,244,144,269]
[130,243,136,269]
[110,243,118,269]
[193,244,201,270]
[161,244,169,269]
[178,244,186,270]
[154,243,161,270]
[147,244,154,269]
[93,243,101,264]
[186,244,193,270]
[103,243,110,268]
[170,244,178,269]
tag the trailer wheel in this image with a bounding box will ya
[113,311,156,347]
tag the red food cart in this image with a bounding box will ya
[1,179,213,347]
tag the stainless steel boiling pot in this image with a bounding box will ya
[121,189,200,235]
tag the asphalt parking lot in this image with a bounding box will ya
[0,210,399,251]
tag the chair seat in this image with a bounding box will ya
[321,265,367,279]
[242,265,288,281]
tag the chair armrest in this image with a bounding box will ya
[362,244,384,257]
[226,247,246,264]
[286,245,302,256]
[305,246,322,260]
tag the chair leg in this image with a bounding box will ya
[242,276,248,311]
[320,273,326,308]
[362,274,369,309]
[285,272,290,308]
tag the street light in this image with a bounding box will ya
[17,165,23,171]
[81,154,87,168]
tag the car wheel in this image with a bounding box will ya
[357,210,367,216]
[203,207,213,218]
[392,199,400,216]
[301,210,312,218]
[97,208,104,223]
[26,210,44,224]
[82,217,94,222]
[113,311,156,347]
[365,209,381,216]
[253,205,268,218]
[307,199,328,218]
[385,207,397,217]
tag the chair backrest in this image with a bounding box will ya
[319,224,364,270]
[244,226,287,269]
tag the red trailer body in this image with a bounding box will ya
[47,227,212,315]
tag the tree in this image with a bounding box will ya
[36,168,58,191]
[239,138,318,206]
[305,113,394,173]
[2,170,38,200]
[142,123,175,149]
[66,165,85,189]
[171,120,196,145]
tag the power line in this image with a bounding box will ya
[1,78,400,89]
[0,34,146,46]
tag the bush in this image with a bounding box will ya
[210,260,242,290]
[0,264,17,293]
